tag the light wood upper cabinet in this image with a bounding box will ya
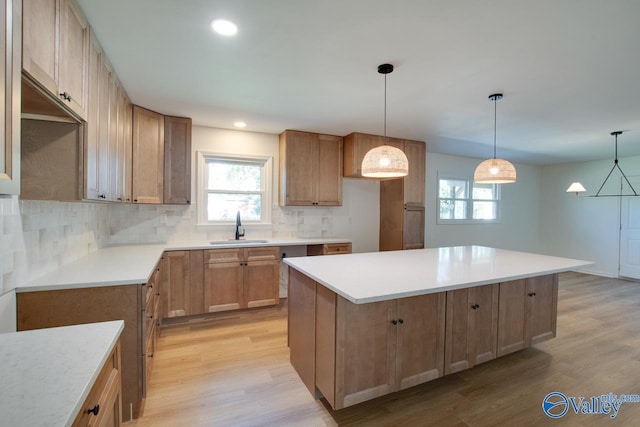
[343,132,383,177]
[379,178,425,251]
[164,116,192,205]
[444,284,499,375]
[279,130,343,206]
[132,105,164,204]
[497,274,558,357]
[23,0,89,120]
[0,0,21,195]
[403,140,425,206]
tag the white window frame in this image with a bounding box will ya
[196,151,273,226]
[437,174,501,224]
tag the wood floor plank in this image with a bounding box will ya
[128,272,640,426]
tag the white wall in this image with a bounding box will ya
[540,155,640,277]
[425,152,542,253]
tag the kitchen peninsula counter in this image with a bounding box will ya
[284,245,592,410]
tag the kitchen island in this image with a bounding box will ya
[284,246,592,410]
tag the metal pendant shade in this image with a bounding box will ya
[474,94,516,184]
[361,64,409,178]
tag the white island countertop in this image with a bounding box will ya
[16,238,351,293]
[0,320,124,427]
[284,245,593,304]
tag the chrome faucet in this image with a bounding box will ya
[235,211,245,240]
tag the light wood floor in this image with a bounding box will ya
[128,272,640,426]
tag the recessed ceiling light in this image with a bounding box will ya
[233,121,247,128]
[211,19,237,36]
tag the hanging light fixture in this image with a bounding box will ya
[474,93,517,184]
[566,131,639,197]
[361,63,409,178]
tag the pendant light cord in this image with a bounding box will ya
[493,97,497,159]
[383,73,387,143]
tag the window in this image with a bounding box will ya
[197,152,272,224]
[438,176,500,223]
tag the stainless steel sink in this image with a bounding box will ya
[210,239,269,245]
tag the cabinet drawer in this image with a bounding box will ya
[307,243,352,256]
[72,342,121,427]
[205,248,243,264]
[245,247,279,261]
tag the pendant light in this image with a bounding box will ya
[361,64,409,178]
[566,131,639,197]
[474,93,517,184]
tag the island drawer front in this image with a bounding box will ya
[72,341,122,427]
[205,248,243,264]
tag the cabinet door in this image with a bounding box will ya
[132,105,164,204]
[395,293,445,390]
[315,134,342,205]
[444,288,471,375]
[244,259,279,308]
[402,205,425,249]
[497,279,528,357]
[58,0,88,119]
[526,274,558,345]
[108,75,120,201]
[343,133,383,177]
[117,84,132,202]
[335,297,396,409]
[22,0,59,95]
[96,53,112,200]
[84,31,100,200]
[161,251,191,318]
[468,284,499,365]
[403,140,425,206]
[204,262,243,312]
[279,130,316,206]
[0,0,21,195]
[163,116,192,205]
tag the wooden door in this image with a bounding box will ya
[116,83,131,202]
[163,116,192,204]
[335,297,396,409]
[132,105,164,203]
[403,205,425,249]
[58,0,88,119]
[279,130,316,206]
[403,140,425,206]
[468,284,499,365]
[204,249,244,312]
[0,0,21,195]
[96,53,112,200]
[379,178,404,251]
[497,279,528,356]
[526,274,558,346]
[108,75,120,201]
[343,132,384,177]
[315,134,342,205]
[395,293,445,390]
[244,259,279,308]
[22,0,59,96]
[161,251,191,318]
[84,30,100,200]
[122,95,133,203]
[444,288,472,375]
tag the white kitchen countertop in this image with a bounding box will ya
[17,238,351,293]
[0,320,124,427]
[284,245,593,304]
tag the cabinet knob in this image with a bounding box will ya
[528,292,536,297]
[87,404,100,416]
[98,194,106,199]
[391,319,398,325]
[134,199,138,203]
[398,319,404,324]
[59,91,71,102]
[186,200,190,204]
[471,304,480,309]
[148,314,153,319]
[148,353,154,358]
[117,197,122,201]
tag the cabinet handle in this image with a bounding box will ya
[117,197,122,201]
[391,319,398,325]
[134,199,138,203]
[59,91,71,102]
[148,353,154,358]
[98,194,106,199]
[87,404,100,416]
[148,314,153,319]
[471,304,480,309]
[398,319,404,324]
[186,200,190,204]
[528,292,536,297]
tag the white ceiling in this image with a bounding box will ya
[76,0,640,165]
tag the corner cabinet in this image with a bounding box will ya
[22,0,89,120]
[279,130,343,206]
[0,0,20,195]
[132,105,164,204]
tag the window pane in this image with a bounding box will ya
[208,193,262,221]
[473,201,497,220]
[440,199,467,219]
[207,161,261,191]
[472,184,495,200]
[439,179,467,199]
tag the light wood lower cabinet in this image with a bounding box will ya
[379,178,425,251]
[72,341,122,427]
[203,247,279,313]
[289,270,559,410]
[496,274,558,357]
[307,243,352,256]
[444,284,499,375]
[161,250,204,318]
[17,259,165,422]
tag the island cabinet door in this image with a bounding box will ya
[395,293,446,390]
[497,279,528,357]
[526,274,558,346]
[334,297,397,409]
[444,284,499,375]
